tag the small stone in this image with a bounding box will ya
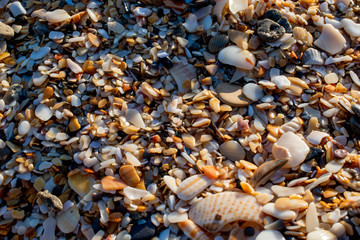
[130,220,156,240]
[107,21,125,34]
[9,1,26,17]
[216,82,252,107]
[205,64,218,76]
[257,19,285,42]
[265,9,282,21]
[18,121,30,135]
[176,37,189,48]
[324,73,338,84]
[0,145,11,163]
[49,31,64,40]
[219,140,246,161]
[349,117,360,135]
[37,190,63,212]
[35,104,53,121]
[30,47,51,60]
[305,147,324,161]
[203,51,216,63]
[277,17,292,33]
[0,22,14,39]
[243,83,264,101]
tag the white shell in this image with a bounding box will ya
[178,219,210,240]
[189,192,263,232]
[229,0,248,14]
[306,202,319,233]
[342,19,360,37]
[218,46,255,70]
[307,229,337,240]
[45,10,71,23]
[272,132,310,168]
[306,131,330,145]
[126,109,145,128]
[176,175,214,201]
[56,206,80,233]
[314,24,346,55]
[67,59,83,74]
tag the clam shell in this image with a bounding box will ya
[56,206,80,233]
[218,46,256,70]
[208,34,229,53]
[302,48,323,65]
[189,192,263,232]
[176,174,214,201]
[178,219,210,240]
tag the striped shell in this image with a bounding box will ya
[208,34,229,53]
[176,175,214,201]
[189,192,263,232]
[178,219,210,240]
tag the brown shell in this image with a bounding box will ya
[208,34,229,53]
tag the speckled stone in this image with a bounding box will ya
[0,21,14,39]
[257,19,285,42]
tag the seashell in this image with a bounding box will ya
[68,172,94,198]
[41,217,56,240]
[49,31,64,40]
[255,230,285,240]
[307,229,337,240]
[107,21,125,34]
[302,48,324,65]
[35,104,53,121]
[169,63,197,93]
[88,33,100,47]
[201,165,219,179]
[133,7,152,17]
[229,0,248,14]
[250,159,288,187]
[263,203,296,220]
[208,34,229,53]
[272,132,310,168]
[126,109,145,128]
[56,205,80,233]
[123,186,150,200]
[183,13,199,33]
[216,82,252,107]
[271,185,305,197]
[67,59,83,74]
[45,10,71,23]
[341,19,360,37]
[176,175,213,201]
[178,219,210,240]
[119,165,141,187]
[101,176,127,191]
[228,29,248,49]
[314,24,346,55]
[306,130,330,145]
[218,46,256,70]
[212,0,228,22]
[274,198,308,211]
[219,140,246,161]
[293,27,313,46]
[229,222,262,240]
[189,192,263,232]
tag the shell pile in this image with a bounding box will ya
[0,0,360,240]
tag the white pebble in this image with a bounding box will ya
[18,121,30,135]
[272,76,291,90]
[35,104,53,121]
[243,83,264,101]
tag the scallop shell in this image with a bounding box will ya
[302,48,323,65]
[208,34,229,53]
[56,206,80,233]
[176,174,214,201]
[189,192,263,232]
[178,219,210,240]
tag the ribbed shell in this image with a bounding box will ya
[189,192,263,232]
[208,34,229,53]
[302,48,323,65]
[176,175,214,201]
[178,220,210,240]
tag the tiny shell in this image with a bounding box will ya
[189,192,263,232]
[176,175,214,201]
[218,46,256,70]
[255,230,285,240]
[119,165,140,187]
[302,48,324,65]
[178,219,210,240]
[56,206,80,233]
[342,19,360,37]
[229,0,248,14]
[208,34,229,53]
[219,140,246,162]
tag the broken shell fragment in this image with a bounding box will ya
[272,132,310,168]
[314,24,346,55]
[68,173,94,198]
[219,140,246,162]
[218,46,256,70]
[208,34,229,53]
[342,19,360,37]
[176,174,214,201]
[45,10,71,23]
[307,229,337,240]
[216,82,252,107]
[178,219,210,240]
[250,159,288,187]
[189,192,263,232]
[56,205,80,233]
[101,176,127,191]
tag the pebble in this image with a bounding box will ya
[349,117,360,135]
[216,82,252,107]
[324,73,338,84]
[37,190,63,212]
[314,24,346,55]
[0,21,14,39]
[34,177,45,191]
[45,9,71,23]
[219,140,246,161]
[272,76,291,90]
[272,132,310,168]
[256,230,285,240]
[277,17,292,33]
[130,220,156,240]
[243,83,264,101]
[263,203,296,220]
[18,121,30,135]
[9,1,26,17]
[0,145,11,163]
[183,13,198,33]
[218,46,256,70]
[30,47,51,60]
[351,104,360,118]
[35,104,53,121]
[257,19,285,42]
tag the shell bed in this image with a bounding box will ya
[0,0,360,240]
